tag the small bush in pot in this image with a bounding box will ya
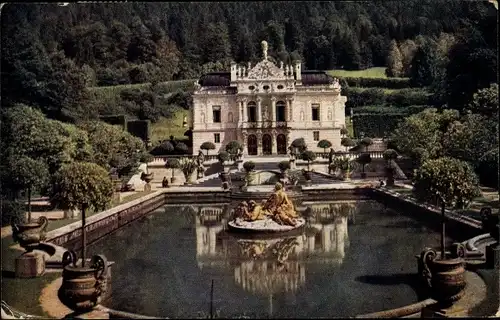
[166,158,180,184]
[200,141,216,156]
[278,160,291,172]
[356,153,372,179]
[301,150,317,171]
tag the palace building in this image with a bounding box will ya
[191,41,347,156]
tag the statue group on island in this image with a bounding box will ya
[233,182,300,227]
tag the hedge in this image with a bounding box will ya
[346,87,431,109]
[126,120,151,142]
[354,105,430,115]
[352,113,407,138]
[342,77,412,89]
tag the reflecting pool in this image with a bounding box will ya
[88,200,456,318]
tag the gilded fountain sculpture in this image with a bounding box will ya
[228,182,306,232]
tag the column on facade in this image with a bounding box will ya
[271,129,278,155]
[286,98,293,122]
[256,131,263,156]
[242,98,248,123]
[238,98,243,123]
[271,97,276,123]
[257,97,262,122]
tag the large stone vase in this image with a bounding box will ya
[418,245,467,307]
[58,251,109,313]
[11,216,49,252]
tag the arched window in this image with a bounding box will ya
[247,101,257,122]
[276,101,286,122]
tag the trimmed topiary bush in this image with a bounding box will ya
[217,151,230,164]
[317,139,332,153]
[200,141,216,155]
[243,161,256,173]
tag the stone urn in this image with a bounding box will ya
[480,207,499,240]
[344,170,351,181]
[58,251,109,313]
[418,244,467,307]
[11,216,49,252]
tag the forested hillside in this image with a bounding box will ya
[1,1,497,122]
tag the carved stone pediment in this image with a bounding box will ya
[247,60,285,80]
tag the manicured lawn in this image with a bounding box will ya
[328,67,405,79]
[150,109,191,143]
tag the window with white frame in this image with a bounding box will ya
[311,104,320,121]
[212,105,221,123]
[214,133,220,143]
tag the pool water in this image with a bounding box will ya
[88,200,455,318]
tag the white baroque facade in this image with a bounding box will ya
[191,41,347,156]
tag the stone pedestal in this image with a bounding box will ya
[290,159,296,170]
[15,252,45,278]
[143,183,152,192]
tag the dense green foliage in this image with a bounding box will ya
[391,108,498,187]
[1,1,497,124]
[200,141,216,155]
[243,161,256,173]
[413,157,480,208]
[50,162,114,211]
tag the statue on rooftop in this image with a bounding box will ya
[261,40,268,60]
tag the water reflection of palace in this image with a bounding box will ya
[193,201,357,292]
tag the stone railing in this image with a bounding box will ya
[314,151,385,160]
[151,154,219,163]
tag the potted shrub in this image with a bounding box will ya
[51,162,114,313]
[9,156,50,252]
[200,141,216,156]
[341,137,356,152]
[166,158,180,184]
[179,157,197,185]
[243,161,257,186]
[301,150,317,171]
[358,137,373,152]
[317,139,332,156]
[290,138,307,155]
[356,152,372,179]
[383,149,399,186]
[414,158,480,307]
[218,151,230,182]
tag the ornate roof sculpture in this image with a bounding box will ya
[196,40,339,87]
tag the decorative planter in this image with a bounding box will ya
[11,216,49,252]
[246,171,258,186]
[58,251,109,313]
[171,177,177,184]
[418,245,467,307]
